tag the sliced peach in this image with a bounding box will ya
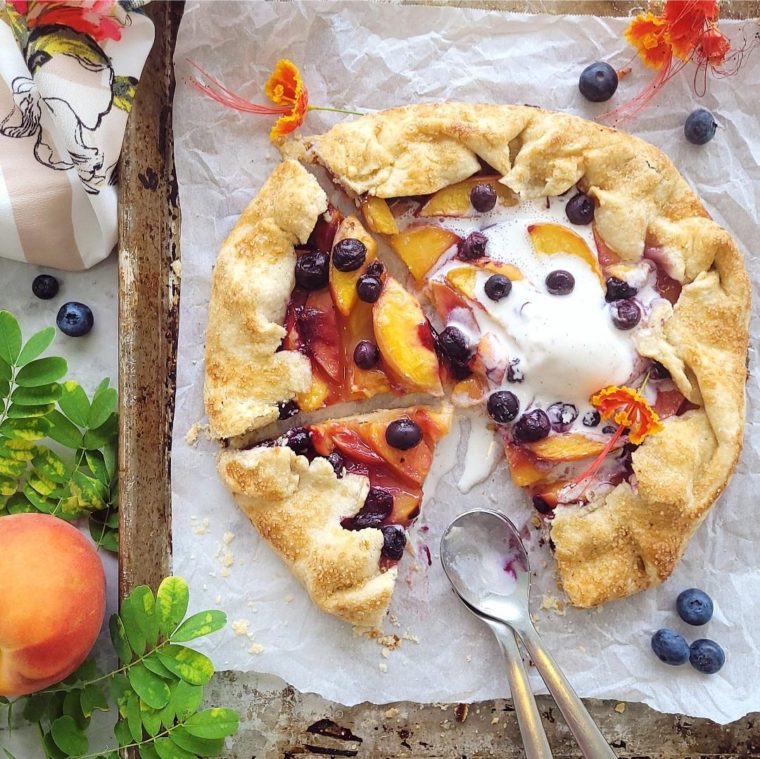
[300,290,343,382]
[445,267,477,299]
[592,225,621,267]
[411,407,453,442]
[328,428,386,466]
[654,387,685,419]
[360,196,398,235]
[527,223,604,286]
[480,258,523,281]
[524,433,606,462]
[329,216,377,316]
[309,205,343,251]
[417,176,518,217]
[505,445,547,487]
[344,301,391,398]
[296,373,330,412]
[373,278,443,395]
[451,375,489,407]
[388,226,460,281]
[471,332,508,384]
[429,280,470,321]
[359,422,433,487]
[389,492,421,526]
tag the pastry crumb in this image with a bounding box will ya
[614,703,626,714]
[284,594,295,603]
[378,662,388,673]
[376,634,401,650]
[192,517,210,535]
[401,630,419,644]
[222,531,235,545]
[171,259,182,279]
[539,595,567,615]
[214,595,222,604]
[231,619,250,636]
[384,707,399,719]
[381,647,391,659]
[185,422,206,446]
[465,654,472,663]
[220,567,231,578]
[248,642,264,655]
[491,716,499,725]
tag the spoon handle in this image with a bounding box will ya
[517,623,617,759]
[487,619,554,759]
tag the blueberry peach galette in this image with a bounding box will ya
[205,104,749,627]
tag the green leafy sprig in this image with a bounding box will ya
[0,311,118,551]
[1,577,239,759]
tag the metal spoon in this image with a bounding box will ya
[440,509,617,759]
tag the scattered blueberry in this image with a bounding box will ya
[295,250,329,290]
[484,274,512,301]
[506,359,524,383]
[602,425,617,434]
[650,361,671,380]
[332,238,367,272]
[385,418,422,450]
[684,108,717,145]
[689,639,725,674]
[366,260,385,277]
[579,61,619,103]
[458,231,488,260]
[487,390,520,424]
[32,274,59,300]
[327,451,345,478]
[470,183,497,213]
[438,326,471,362]
[611,299,641,330]
[532,495,554,515]
[513,409,551,443]
[356,274,383,303]
[278,400,300,420]
[547,402,578,433]
[353,340,381,369]
[605,277,638,303]
[582,410,601,428]
[351,487,394,529]
[286,427,313,456]
[56,302,94,337]
[677,588,714,626]
[545,270,575,296]
[651,628,690,665]
[380,524,407,560]
[565,193,595,225]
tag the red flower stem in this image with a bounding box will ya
[572,423,626,492]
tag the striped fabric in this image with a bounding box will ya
[0,1,154,270]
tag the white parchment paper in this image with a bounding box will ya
[171,1,760,723]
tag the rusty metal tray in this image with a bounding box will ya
[117,2,760,755]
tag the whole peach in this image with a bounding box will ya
[0,513,106,696]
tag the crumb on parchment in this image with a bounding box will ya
[192,517,210,535]
[540,595,567,616]
[248,642,264,655]
[231,619,250,636]
[378,662,388,673]
[223,531,235,545]
[615,703,626,713]
[171,259,182,279]
[185,422,205,446]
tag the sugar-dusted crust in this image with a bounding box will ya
[218,404,453,628]
[204,160,327,438]
[294,103,750,608]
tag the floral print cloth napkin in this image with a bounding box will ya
[0,1,154,270]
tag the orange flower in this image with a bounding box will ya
[264,59,309,142]
[187,58,360,145]
[625,12,672,70]
[696,25,731,66]
[664,0,719,60]
[591,385,663,445]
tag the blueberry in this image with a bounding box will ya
[689,639,725,674]
[366,260,385,277]
[470,183,497,212]
[353,340,380,369]
[438,326,471,362]
[650,361,670,380]
[651,628,690,665]
[295,250,329,290]
[56,302,93,337]
[676,588,714,626]
[380,524,407,560]
[32,274,59,300]
[277,400,300,420]
[579,61,618,103]
[484,274,512,301]
[513,409,551,443]
[356,274,382,303]
[582,410,601,427]
[332,238,367,272]
[602,425,617,434]
[458,231,488,260]
[565,193,595,225]
[506,358,524,383]
[286,427,313,456]
[487,390,520,424]
[327,451,345,478]
[545,270,575,296]
[611,299,641,330]
[547,402,578,433]
[605,277,638,302]
[684,108,717,145]
[385,418,422,450]
[351,487,393,529]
